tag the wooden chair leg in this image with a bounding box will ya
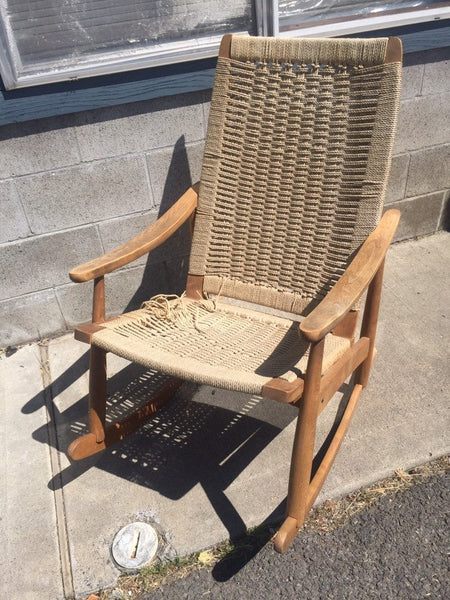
[274,381,364,553]
[306,383,363,511]
[88,346,108,443]
[356,259,385,387]
[68,346,183,461]
[68,276,183,460]
[274,338,324,553]
[273,320,371,554]
[68,345,108,460]
[274,265,385,551]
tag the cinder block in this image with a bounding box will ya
[54,280,93,327]
[401,54,424,100]
[165,255,191,295]
[0,289,65,347]
[0,114,79,178]
[74,92,205,162]
[439,192,450,231]
[421,47,450,96]
[0,226,103,300]
[17,156,153,234]
[99,210,191,275]
[405,144,450,198]
[107,263,172,312]
[99,210,158,268]
[394,93,450,154]
[56,263,171,327]
[385,154,409,203]
[146,141,204,207]
[386,191,445,242]
[0,181,30,243]
[202,93,212,134]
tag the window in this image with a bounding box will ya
[276,1,450,37]
[0,1,448,90]
[0,0,256,89]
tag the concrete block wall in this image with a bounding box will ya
[384,47,450,240]
[0,91,208,347]
[1,47,449,348]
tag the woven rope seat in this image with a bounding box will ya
[92,297,350,395]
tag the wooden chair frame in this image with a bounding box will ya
[67,36,401,554]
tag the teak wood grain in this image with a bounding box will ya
[219,34,233,58]
[356,258,386,388]
[262,377,305,404]
[92,276,105,323]
[69,185,198,282]
[74,322,107,344]
[87,346,107,444]
[385,37,402,63]
[318,336,370,412]
[185,274,205,300]
[274,338,325,552]
[332,309,359,341]
[306,384,363,514]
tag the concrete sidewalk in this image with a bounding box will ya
[1,232,449,600]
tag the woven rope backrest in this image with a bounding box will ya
[189,36,402,315]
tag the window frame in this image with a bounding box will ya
[0,1,265,90]
[275,2,450,39]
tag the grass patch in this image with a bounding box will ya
[303,455,449,533]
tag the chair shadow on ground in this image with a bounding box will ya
[21,136,356,581]
[24,347,354,581]
[25,350,297,562]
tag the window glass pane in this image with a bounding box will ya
[279,0,444,30]
[0,0,254,87]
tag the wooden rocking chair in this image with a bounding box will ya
[67,35,402,553]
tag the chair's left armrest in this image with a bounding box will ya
[69,185,198,282]
[300,209,400,343]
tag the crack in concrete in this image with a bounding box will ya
[39,342,75,600]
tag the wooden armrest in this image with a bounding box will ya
[300,209,400,343]
[69,185,198,282]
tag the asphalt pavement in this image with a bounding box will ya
[144,469,449,599]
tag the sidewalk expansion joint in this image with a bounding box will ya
[39,341,76,600]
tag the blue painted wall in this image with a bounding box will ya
[0,20,448,126]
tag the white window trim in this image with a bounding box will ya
[0,30,249,90]
[275,5,450,38]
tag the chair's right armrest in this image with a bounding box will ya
[69,185,198,282]
[300,209,400,342]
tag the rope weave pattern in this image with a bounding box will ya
[230,36,388,67]
[93,298,350,394]
[93,37,401,394]
[190,37,401,314]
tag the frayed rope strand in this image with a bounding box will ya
[140,292,219,332]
